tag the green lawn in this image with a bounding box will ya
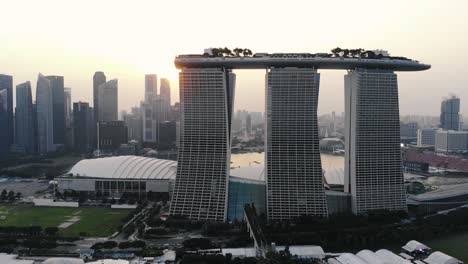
[0,205,130,237]
[423,232,468,263]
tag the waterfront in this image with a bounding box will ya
[231,152,344,169]
[231,152,468,188]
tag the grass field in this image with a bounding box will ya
[0,205,130,237]
[423,232,468,263]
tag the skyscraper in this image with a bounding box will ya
[345,69,406,214]
[64,87,73,149]
[97,121,128,152]
[97,79,118,121]
[93,71,106,122]
[440,95,460,131]
[160,78,171,106]
[64,88,72,128]
[246,114,252,136]
[123,106,143,142]
[145,74,158,102]
[46,75,65,147]
[266,68,328,220]
[143,74,158,143]
[15,82,36,153]
[73,102,93,153]
[0,74,13,158]
[36,73,55,153]
[170,68,236,221]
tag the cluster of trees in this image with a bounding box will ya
[118,240,146,249]
[164,215,205,231]
[182,238,213,250]
[263,208,468,252]
[207,47,253,57]
[331,47,369,58]
[0,190,21,201]
[179,251,319,264]
[330,47,410,61]
[91,241,118,250]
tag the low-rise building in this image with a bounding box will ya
[435,130,468,153]
[417,128,437,146]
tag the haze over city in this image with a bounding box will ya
[1,0,467,114]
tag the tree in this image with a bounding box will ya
[1,189,7,200]
[44,227,59,236]
[7,191,15,201]
[331,47,342,57]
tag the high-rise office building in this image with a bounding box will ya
[64,87,73,149]
[160,78,171,106]
[143,74,159,143]
[97,121,128,152]
[73,102,93,153]
[45,75,65,147]
[400,122,418,138]
[0,74,13,158]
[170,68,236,221]
[142,82,170,144]
[123,106,143,142]
[142,102,154,143]
[417,128,437,146]
[345,69,406,214]
[64,88,72,127]
[97,79,118,121]
[15,82,36,153]
[36,73,55,153]
[93,72,106,122]
[246,114,252,136]
[145,74,158,102]
[440,96,460,131]
[266,68,328,220]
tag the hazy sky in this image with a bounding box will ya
[1,0,467,116]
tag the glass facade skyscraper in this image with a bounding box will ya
[15,81,36,153]
[46,75,65,147]
[440,96,460,131]
[0,74,13,158]
[36,73,55,153]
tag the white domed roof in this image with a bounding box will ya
[67,156,177,180]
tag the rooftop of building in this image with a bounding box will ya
[407,183,468,202]
[63,156,177,180]
[175,49,430,71]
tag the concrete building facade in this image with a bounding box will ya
[417,128,437,146]
[435,130,468,153]
[345,69,407,214]
[170,68,236,221]
[266,68,328,220]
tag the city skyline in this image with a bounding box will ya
[1,0,467,115]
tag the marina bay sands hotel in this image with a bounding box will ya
[169,49,430,221]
